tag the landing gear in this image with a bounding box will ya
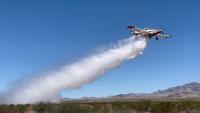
[156,37,158,40]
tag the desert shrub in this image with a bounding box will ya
[1,100,200,113]
[0,104,30,113]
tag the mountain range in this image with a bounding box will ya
[105,82,200,100]
[66,82,200,101]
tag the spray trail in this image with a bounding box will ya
[0,36,147,104]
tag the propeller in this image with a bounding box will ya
[159,26,166,35]
[160,31,164,35]
[160,26,165,30]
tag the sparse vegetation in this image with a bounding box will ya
[1,100,200,113]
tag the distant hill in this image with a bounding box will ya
[153,82,200,98]
[70,82,200,101]
[106,82,200,100]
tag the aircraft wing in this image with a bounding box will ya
[133,27,143,32]
[127,26,144,35]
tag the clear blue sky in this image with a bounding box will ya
[0,0,199,98]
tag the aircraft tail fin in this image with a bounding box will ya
[127,26,135,30]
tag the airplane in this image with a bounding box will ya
[127,25,171,40]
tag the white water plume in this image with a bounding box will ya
[0,36,147,104]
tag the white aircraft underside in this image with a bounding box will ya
[127,26,171,40]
